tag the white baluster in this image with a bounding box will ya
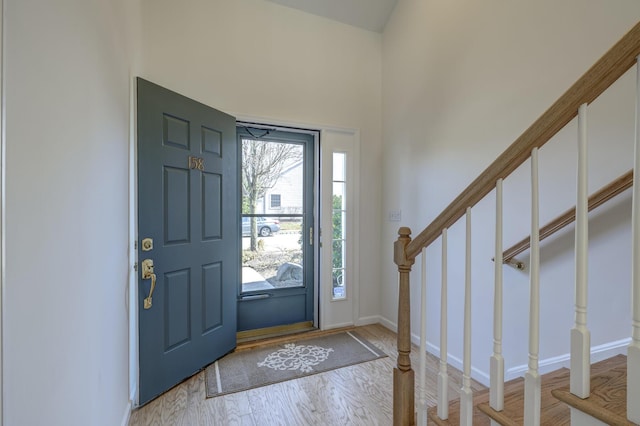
[571,103,591,399]
[417,249,428,426]
[524,148,541,426]
[628,56,640,424]
[490,179,505,416]
[438,228,449,420]
[460,208,473,426]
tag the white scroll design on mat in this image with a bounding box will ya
[257,343,334,373]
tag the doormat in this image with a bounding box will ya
[204,331,387,398]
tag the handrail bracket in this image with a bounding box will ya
[491,256,526,270]
[505,258,526,271]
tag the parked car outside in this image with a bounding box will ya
[242,217,280,237]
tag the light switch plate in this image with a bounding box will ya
[388,210,401,222]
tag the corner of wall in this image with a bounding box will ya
[120,400,132,426]
[355,315,382,327]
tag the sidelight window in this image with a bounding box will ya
[332,152,347,300]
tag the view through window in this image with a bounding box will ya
[332,152,346,300]
[241,138,305,292]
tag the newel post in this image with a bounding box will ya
[394,227,415,426]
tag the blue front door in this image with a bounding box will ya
[137,78,238,404]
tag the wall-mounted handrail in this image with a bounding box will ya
[404,22,640,261]
[502,170,633,264]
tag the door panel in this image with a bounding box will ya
[239,294,306,329]
[137,78,237,405]
[164,167,190,243]
[202,172,222,239]
[202,262,223,331]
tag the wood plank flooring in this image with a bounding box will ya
[128,324,486,425]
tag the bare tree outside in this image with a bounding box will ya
[241,138,303,251]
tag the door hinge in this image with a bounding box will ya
[310,227,313,246]
[133,261,138,272]
[134,241,138,250]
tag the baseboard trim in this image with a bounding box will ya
[121,400,132,426]
[423,339,491,386]
[505,337,631,381]
[355,315,381,326]
[378,316,631,388]
[379,316,491,386]
[336,313,386,329]
[378,316,396,333]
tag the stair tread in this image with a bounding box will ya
[477,367,571,426]
[588,353,628,376]
[427,354,632,426]
[551,355,634,426]
[427,376,524,425]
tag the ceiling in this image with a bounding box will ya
[265,0,398,33]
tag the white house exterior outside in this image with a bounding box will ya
[260,160,303,216]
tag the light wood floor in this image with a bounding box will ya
[128,324,486,425]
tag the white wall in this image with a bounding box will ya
[382,0,640,383]
[139,0,383,326]
[4,0,136,424]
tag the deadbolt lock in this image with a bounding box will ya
[141,238,153,252]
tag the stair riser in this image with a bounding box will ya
[570,408,609,426]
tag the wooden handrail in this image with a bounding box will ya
[502,170,633,263]
[405,22,640,261]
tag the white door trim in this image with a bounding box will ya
[318,128,361,330]
[1,0,6,422]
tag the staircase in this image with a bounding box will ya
[391,21,640,426]
[426,355,630,425]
